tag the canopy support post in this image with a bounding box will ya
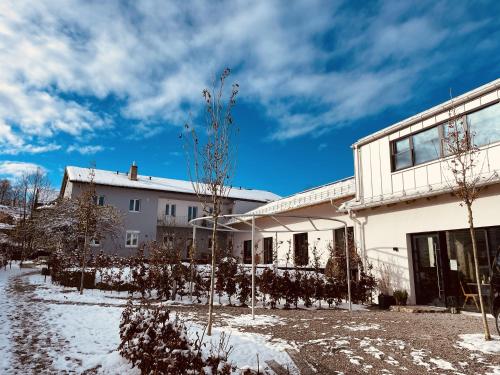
[251,215,256,320]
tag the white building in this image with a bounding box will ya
[232,78,500,307]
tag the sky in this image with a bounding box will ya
[0,0,499,197]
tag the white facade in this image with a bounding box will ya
[349,78,500,305]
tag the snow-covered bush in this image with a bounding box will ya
[119,301,234,374]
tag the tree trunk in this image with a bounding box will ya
[80,225,89,295]
[467,203,491,340]
[207,217,218,336]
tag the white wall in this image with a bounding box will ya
[356,183,500,304]
[232,199,355,267]
[355,88,500,205]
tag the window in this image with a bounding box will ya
[392,137,412,170]
[90,238,100,246]
[94,196,105,206]
[467,102,500,147]
[188,206,198,221]
[165,203,176,217]
[243,240,252,264]
[294,233,308,266]
[125,231,139,247]
[129,199,141,212]
[334,227,354,252]
[263,237,273,264]
[413,127,440,164]
[390,102,500,171]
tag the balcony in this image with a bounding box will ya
[156,215,210,228]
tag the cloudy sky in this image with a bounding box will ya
[0,0,499,195]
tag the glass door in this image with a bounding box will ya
[412,233,445,305]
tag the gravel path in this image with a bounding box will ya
[169,304,500,375]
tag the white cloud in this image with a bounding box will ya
[67,144,106,155]
[0,0,496,150]
[0,160,46,179]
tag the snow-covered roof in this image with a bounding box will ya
[241,177,355,216]
[65,166,281,203]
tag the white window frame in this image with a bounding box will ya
[165,203,176,217]
[90,237,101,247]
[125,230,140,247]
[188,206,198,221]
[129,199,141,212]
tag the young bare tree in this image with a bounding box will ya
[443,96,492,340]
[184,67,239,335]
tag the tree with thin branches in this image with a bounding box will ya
[443,94,492,340]
[184,67,239,336]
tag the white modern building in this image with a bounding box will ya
[231,78,500,306]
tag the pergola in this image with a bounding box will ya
[189,213,352,318]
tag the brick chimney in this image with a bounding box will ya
[129,161,138,181]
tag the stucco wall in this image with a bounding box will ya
[232,198,355,267]
[356,183,500,304]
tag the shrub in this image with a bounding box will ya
[236,266,251,306]
[119,301,234,375]
[393,289,408,306]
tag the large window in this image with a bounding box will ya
[413,126,440,164]
[391,101,500,171]
[294,233,308,266]
[263,237,273,264]
[243,240,252,264]
[129,199,141,212]
[467,102,500,147]
[392,137,412,170]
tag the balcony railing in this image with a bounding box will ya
[156,215,208,227]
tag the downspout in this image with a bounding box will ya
[348,208,366,269]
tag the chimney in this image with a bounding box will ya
[129,161,138,181]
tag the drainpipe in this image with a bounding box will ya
[348,208,367,270]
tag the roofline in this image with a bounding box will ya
[67,177,276,204]
[352,78,500,148]
[274,176,354,201]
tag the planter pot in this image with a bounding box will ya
[378,294,395,310]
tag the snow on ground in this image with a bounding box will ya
[0,263,34,374]
[182,317,299,373]
[457,334,500,355]
[219,313,286,328]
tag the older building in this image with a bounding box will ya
[60,163,280,257]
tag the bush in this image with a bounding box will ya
[393,289,408,306]
[119,301,234,375]
[53,269,95,289]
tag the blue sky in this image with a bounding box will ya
[0,0,499,197]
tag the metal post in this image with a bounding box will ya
[345,224,352,312]
[189,225,197,302]
[251,215,255,320]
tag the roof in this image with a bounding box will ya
[352,78,500,148]
[64,166,281,203]
[241,176,355,216]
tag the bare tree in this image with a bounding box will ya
[32,166,122,294]
[184,68,239,335]
[443,95,492,340]
[0,179,12,205]
[11,168,51,262]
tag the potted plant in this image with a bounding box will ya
[377,264,395,309]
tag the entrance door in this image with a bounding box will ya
[412,233,446,305]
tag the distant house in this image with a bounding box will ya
[60,163,280,257]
